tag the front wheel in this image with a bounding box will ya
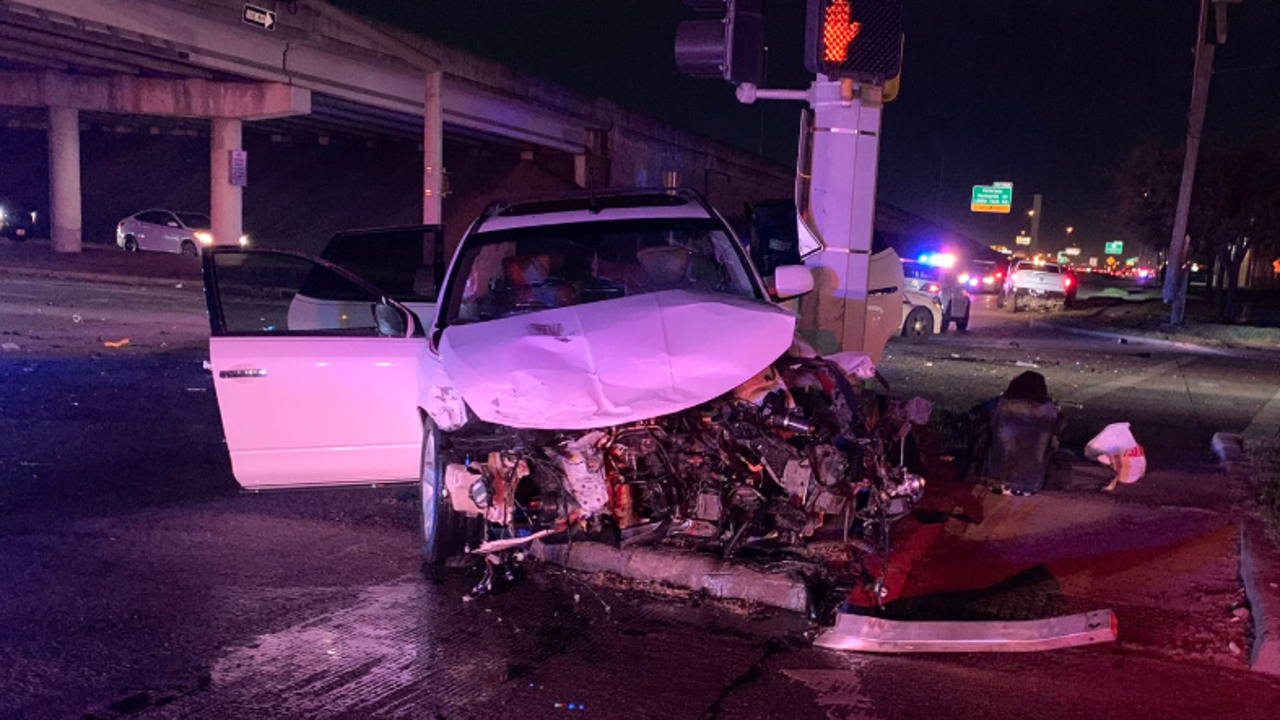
[180,241,199,257]
[123,235,139,252]
[941,304,953,333]
[420,419,479,566]
[903,307,934,343]
[956,307,970,331]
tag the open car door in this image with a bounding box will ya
[202,247,428,490]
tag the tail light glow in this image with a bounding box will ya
[927,283,941,294]
[1064,276,1074,289]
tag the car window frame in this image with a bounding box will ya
[201,246,419,338]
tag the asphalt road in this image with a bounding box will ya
[3,275,1280,719]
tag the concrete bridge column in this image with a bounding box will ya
[48,106,82,253]
[210,117,243,246]
[423,69,443,225]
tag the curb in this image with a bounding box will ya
[529,540,811,613]
[1214,430,1280,676]
[1030,321,1233,355]
[0,265,195,288]
[1240,518,1280,676]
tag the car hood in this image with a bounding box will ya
[438,289,796,430]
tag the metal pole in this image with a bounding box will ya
[1164,0,1217,323]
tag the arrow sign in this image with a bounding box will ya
[243,3,276,31]
[823,0,862,63]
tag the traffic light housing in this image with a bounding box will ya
[804,0,902,84]
[674,0,763,85]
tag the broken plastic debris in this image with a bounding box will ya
[103,339,130,348]
[72,313,82,323]
[175,283,184,289]
[1085,423,1146,489]
[1,342,19,351]
[1015,361,1040,368]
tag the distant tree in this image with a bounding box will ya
[1114,141,1181,253]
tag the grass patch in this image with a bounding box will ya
[1257,444,1280,539]
[1041,298,1280,350]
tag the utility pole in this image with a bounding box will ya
[1029,194,1043,254]
[1164,0,1237,324]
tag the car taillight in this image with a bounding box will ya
[1064,276,1074,289]
[995,271,1004,279]
[927,283,941,293]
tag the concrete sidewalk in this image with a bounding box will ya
[0,239,201,287]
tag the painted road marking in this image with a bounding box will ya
[1068,356,1198,404]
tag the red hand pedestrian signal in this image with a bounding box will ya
[823,0,861,63]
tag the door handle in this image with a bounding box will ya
[219,369,268,379]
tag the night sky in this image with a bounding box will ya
[330,0,1280,255]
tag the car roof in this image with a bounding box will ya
[472,188,716,233]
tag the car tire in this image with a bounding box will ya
[1010,293,1021,314]
[941,304,953,333]
[180,240,199,257]
[956,307,970,331]
[419,418,478,567]
[903,307,934,343]
[123,235,139,252]
[996,292,1006,309]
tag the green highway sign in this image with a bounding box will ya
[971,184,1012,213]
[1104,241,1124,255]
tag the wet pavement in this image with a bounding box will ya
[4,276,1280,718]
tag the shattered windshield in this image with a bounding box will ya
[443,218,760,325]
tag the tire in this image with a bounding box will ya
[123,235,139,252]
[956,306,970,331]
[995,292,1006,309]
[180,240,199,257]
[941,304,953,333]
[903,307,934,343]
[1010,293,1021,314]
[419,418,478,566]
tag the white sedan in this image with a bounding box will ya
[116,209,247,255]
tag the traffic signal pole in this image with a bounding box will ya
[800,80,886,355]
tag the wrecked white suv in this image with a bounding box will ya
[202,189,922,578]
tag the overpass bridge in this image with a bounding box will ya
[0,0,791,254]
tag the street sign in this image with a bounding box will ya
[1057,252,1070,265]
[243,3,276,30]
[1125,257,1138,267]
[1015,234,1032,246]
[971,185,1012,213]
[1104,241,1124,255]
[1089,257,1098,268]
[228,150,248,187]
[1106,256,1118,268]
[1064,247,1081,257]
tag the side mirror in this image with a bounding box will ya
[373,301,410,338]
[772,264,814,300]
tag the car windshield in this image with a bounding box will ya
[176,213,210,229]
[903,264,941,281]
[442,218,759,326]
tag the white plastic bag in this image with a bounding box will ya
[1085,422,1147,487]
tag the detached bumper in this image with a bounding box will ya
[814,609,1118,653]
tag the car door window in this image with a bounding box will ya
[211,252,391,336]
[321,227,443,303]
[136,211,169,225]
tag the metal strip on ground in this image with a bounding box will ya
[813,609,1117,653]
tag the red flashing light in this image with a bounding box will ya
[1063,276,1074,289]
[822,0,862,63]
[927,283,941,294]
[995,271,1004,279]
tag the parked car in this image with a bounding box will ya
[902,259,971,332]
[0,199,39,242]
[960,259,1006,295]
[116,209,248,255]
[998,259,1074,312]
[200,189,923,570]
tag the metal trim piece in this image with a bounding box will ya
[813,609,1117,653]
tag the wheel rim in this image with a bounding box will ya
[420,425,440,555]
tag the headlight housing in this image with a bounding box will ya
[195,231,214,245]
[238,234,249,247]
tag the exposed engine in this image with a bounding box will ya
[439,356,927,581]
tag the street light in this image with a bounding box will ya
[1066,226,1074,235]
[1027,209,1035,217]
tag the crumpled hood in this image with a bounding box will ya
[438,289,796,430]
